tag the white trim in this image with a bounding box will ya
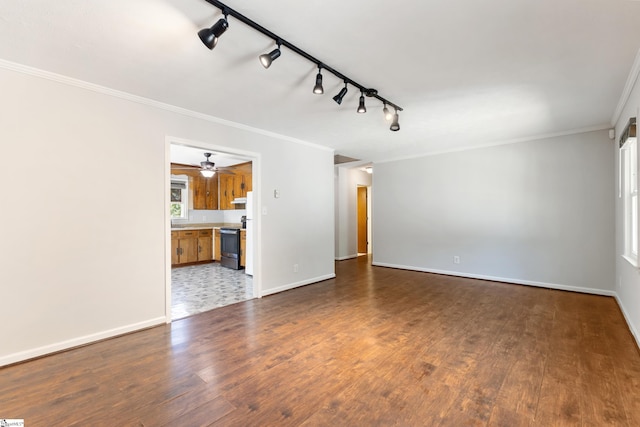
[165,142,173,323]
[0,317,166,367]
[614,293,640,350]
[260,274,336,297]
[335,254,358,261]
[0,58,332,153]
[376,125,611,164]
[612,48,640,126]
[371,262,616,296]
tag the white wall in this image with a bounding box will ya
[615,66,640,346]
[373,130,615,294]
[0,64,335,366]
[334,164,372,260]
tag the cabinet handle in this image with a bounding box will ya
[198,246,202,253]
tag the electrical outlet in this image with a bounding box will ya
[293,264,299,273]
[453,256,460,264]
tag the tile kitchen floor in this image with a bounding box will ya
[171,263,253,320]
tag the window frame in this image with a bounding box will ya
[170,176,189,220]
[620,117,638,267]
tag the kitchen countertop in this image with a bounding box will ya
[171,223,244,231]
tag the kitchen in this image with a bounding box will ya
[170,144,255,319]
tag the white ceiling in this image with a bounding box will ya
[2,0,640,162]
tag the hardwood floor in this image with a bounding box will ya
[2,256,640,426]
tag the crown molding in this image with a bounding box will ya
[0,58,334,153]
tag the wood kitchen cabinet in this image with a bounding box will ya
[171,228,214,266]
[197,229,213,262]
[214,228,221,261]
[192,174,218,210]
[219,173,235,210]
[171,232,179,265]
[240,229,246,267]
[219,171,252,210]
[172,161,251,211]
[172,230,198,265]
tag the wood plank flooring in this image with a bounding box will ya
[2,256,640,426]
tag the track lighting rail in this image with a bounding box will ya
[202,0,403,113]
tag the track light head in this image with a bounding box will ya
[259,41,281,68]
[357,92,367,114]
[198,17,229,50]
[390,110,400,131]
[383,104,393,121]
[313,67,324,94]
[333,83,348,105]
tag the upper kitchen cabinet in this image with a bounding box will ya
[192,174,218,210]
[171,161,251,211]
[219,162,252,210]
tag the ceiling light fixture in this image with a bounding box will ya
[197,13,229,50]
[200,152,217,177]
[199,0,403,130]
[390,110,400,132]
[259,40,281,69]
[333,82,348,105]
[313,66,324,94]
[357,91,367,113]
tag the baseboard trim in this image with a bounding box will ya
[0,316,167,367]
[261,274,336,297]
[371,262,616,297]
[614,294,640,350]
[335,254,357,261]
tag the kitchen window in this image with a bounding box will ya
[170,177,189,219]
[620,118,637,266]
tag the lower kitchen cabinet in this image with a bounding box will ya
[240,229,246,267]
[197,229,213,261]
[214,228,221,262]
[172,229,214,266]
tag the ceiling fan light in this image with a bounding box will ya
[198,17,229,50]
[259,47,281,68]
[200,169,215,178]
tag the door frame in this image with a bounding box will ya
[165,136,262,322]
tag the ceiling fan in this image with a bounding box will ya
[199,152,216,177]
[171,152,237,177]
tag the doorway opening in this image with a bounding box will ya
[166,138,260,321]
[357,186,369,255]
